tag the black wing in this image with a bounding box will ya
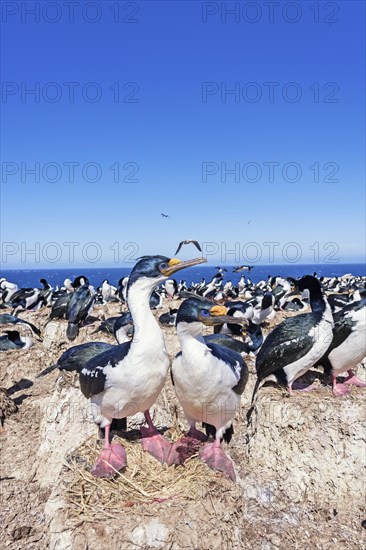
[50,294,72,320]
[318,298,365,359]
[256,314,316,380]
[191,240,202,252]
[79,341,131,399]
[59,342,114,372]
[175,241,183,255]
[328,312,355,351]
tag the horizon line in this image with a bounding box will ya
[1,261,365,272]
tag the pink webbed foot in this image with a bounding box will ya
[141,410,172,463]
[332,374,351,397]
[332,383,351,397]
[90,443,127,478]
[140,426,171,463]
[166,427,208,466]
[331,373,357,397]
[199,441,236,481]
[290,381,317,392]
[343,372,366,387]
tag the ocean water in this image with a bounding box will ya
[1,264,365,289]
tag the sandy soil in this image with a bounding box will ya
[0,301,365,549]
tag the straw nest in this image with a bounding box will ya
[63,430,224,522]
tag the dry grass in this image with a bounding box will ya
[63,432,218,522]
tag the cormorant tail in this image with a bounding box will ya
[36,364,57,378]
[66,323,79,341]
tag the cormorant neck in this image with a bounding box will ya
[127,277,163,345]
[177,321,205,346]
[308,284,327,314]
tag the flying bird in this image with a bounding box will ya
[161,213,170,218]
[232,265,254,273]
[175,240,202,255]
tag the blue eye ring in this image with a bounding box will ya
[200,309,210,316]
[159,262,168,270]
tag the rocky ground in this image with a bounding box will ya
[0,301,365,549]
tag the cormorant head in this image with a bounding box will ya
[294,275,323,293]
[286,277,298,291]
[127,255,207,293]
[73,275,89,288]
[176,297,247,327]
[3,330,21,341]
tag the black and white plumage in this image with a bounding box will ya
[214,301,253,336]
[237,275,246,294]
[159,308,178,326]
[77,254,206,477]
[251,275,334,400]
[92,316,121,336]
[169,298,248,480]
[164,279,178,301]
[113,314,134,343]
[252,291,275,325]
[232,265,253,273]
[97,279,117,303]
[72,276,89,289]
[315,297,366,396]
[174,240,202,256]
[0,330,33,351]
[0,279,19,302]
[150,290,164,309]
[92,313,133,344]
[38,279,53,306]
[241,320,264,354]
[282,297,307,312]
[0,314,41,338]
[202,274,223,297]
[117,276,129,304]
[62,278,74,292]
[203,333,249,355]
[36,341,114,377]
[10,287,45,314]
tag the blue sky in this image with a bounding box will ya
[1,1,365,268]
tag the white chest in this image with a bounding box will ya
[284,311,334,386]
[329,307,366,373]
[172,342,240,428]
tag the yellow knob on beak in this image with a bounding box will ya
[210,305,228,316]
[168,258,181,266]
